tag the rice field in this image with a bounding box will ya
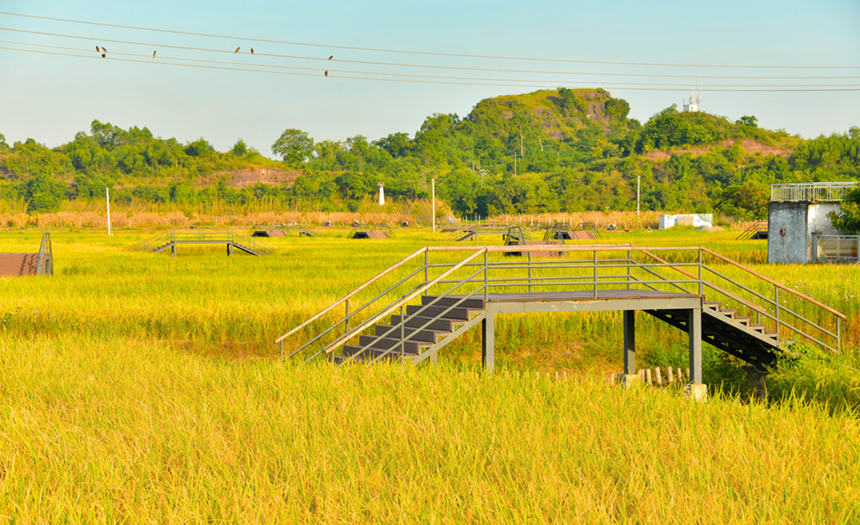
[1,226,858,522]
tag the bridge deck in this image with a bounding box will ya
[445,289,702,314]
[478,289,698,302]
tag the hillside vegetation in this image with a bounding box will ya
[1,89,858,219]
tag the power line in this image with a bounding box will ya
[3,44,860,93]
[2,10,859,70]
[3,26,860,83]
[5,39,859,89]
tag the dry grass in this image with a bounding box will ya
[0,227,858,521]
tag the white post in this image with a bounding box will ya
[106,187,112,236]
[431,178,436,233]
[378,183,385,206]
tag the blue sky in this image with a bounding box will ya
[0,0,858,155]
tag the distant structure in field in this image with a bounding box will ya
[683,92,701,112]
[378,182,385,205]
[768,182,859,264]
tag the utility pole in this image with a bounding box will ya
[431,178,436,233]
[519,130,524,157]
[106,187,112,236]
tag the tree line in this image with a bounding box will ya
[1,88,858,220]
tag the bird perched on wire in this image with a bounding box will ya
[95,45,100,53]
[324,70,328,77]
[234,47,240,53]
[101,53,106,58]
[101,46,107,53]
[328,55,333,60]
[250,48,254,54]
[153,50,157,58]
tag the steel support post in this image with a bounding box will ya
[528,252,533,293]
[171,243,177,257]
[626,250,631,290]
[688,306,702,384]
[774,286,780,337]
[484,250,489,302]
[697,249,703,296]
[482,313,495,373]
[424,251,429,295]
[623,310,635,375]
[345,299,350,334]
[227,243,233,256]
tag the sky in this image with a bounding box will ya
[0,0,858,155]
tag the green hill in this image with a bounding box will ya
[0,89,857,219]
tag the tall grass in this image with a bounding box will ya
[0,335,857,522]
[0,227,858,520]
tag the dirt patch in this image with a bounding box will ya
[207,167,301,189]
[642,139,791,161]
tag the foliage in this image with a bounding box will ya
[272,128,314,163]
[0,90,857,219]
[830,184,860,234]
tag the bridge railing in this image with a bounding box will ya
[35,232,52,276]
[275,244,846,363]
[135,230,269,254]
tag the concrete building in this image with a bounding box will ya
[659,213,713,229]
[767,182,857,264]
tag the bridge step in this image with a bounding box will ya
[405,304,479,320]
[389,315,462,332]
[358,335,428,353]
[420,296,486,309]
[343,344,420,360]
[374,325,448,343]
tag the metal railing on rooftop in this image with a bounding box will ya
[770,182,857,202]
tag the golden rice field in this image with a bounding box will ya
[1,226,859,522]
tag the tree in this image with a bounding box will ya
[715,180,769,220]
[830,185,860,234]
[184,138,214,157]
[736,115,758,128]
[272,129,313,163]
[24,174,66,213]
[0,133,7,150]
[230,139,249,156]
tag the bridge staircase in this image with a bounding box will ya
[275,245,844,383]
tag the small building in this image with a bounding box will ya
[658,214,713,229]
[767,182,857,264]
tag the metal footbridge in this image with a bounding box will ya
[138,231,268,256]
[275,244,844,386]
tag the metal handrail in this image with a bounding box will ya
[348,268,487,364]
[35,232,51,276]
[275,247,428,344]
[700,248,845,319]
[321,249,486,357]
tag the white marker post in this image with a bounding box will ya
[106,187,112,236]
[378,182,385,206]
